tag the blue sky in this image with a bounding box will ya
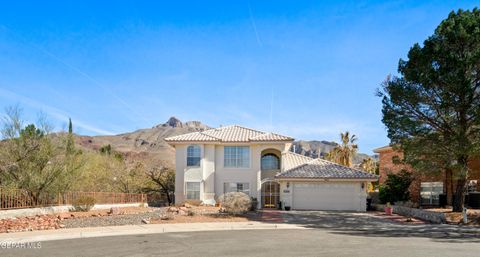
[0,1,478,154]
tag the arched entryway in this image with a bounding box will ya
[260,149,281,180]
[261,181,280,209]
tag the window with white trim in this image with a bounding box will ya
[224,146,250,168]
[186,182,200,200]
[187,145,201,167]
[420,182,443,205]
[224,182,250,195]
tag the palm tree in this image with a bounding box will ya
[360,157,377,174]
[327,131,358,167]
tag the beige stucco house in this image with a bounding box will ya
[165,125,377,211]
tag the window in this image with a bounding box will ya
[420,182,443,205]
[224,182,250,195]
[224,146,250,168]
[261,154,280,170]
[186,182,200,200]
[468,180,478,192]
[187,145,201,167]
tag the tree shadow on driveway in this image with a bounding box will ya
[279,211,480,243]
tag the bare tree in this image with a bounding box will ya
[144,163,175,205]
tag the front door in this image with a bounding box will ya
[262,181,280,209]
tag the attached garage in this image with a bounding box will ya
[292,182,364,211]
[276,157,378,212]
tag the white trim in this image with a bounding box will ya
[184,181,202,200]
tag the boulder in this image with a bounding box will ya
[109,207,121,215]
[167,207,179,213]
[160,214,174,220]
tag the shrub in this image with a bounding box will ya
[71,196,96,212]
[218,192,251,215]
[379,170,413,204]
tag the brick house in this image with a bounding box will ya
[373,145,480,206]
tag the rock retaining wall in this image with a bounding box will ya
[0,203,146,219]
[372,204,446,224]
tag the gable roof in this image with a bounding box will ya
[282,152,315,171]
[276,157,378,180]
[164,125,294,143]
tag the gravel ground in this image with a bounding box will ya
[61,208,167,228]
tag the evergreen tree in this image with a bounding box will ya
[378,9,480,211]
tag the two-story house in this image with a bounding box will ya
[165,125,377,211]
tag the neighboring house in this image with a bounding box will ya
[374,145,480,206]
[165,125,377,211]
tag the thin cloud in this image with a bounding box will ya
[0,88,115,135]
[2,25,150,124]
[28,44,150,124]
[248,3,263,47]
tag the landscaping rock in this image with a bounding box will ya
[61,208,168,228]
[141,218,150,224]
[160,214,174,220]
[167,207,179,213]
[109,207,121,215]
[0,215,61,233]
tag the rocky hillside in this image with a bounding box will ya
[75,117,376,167]
[75,117,210,167]
[290,140,378,164]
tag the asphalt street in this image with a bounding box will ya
[3,228,480,257]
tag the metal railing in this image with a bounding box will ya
[0,188,146,210]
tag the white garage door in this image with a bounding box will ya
[293,182,363,211]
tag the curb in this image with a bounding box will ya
[0,222,306,243]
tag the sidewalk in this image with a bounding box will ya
[0,221,306,243]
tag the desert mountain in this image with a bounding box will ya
[75,117,211,167]
[290,140,378,165]
[75,117,375,167]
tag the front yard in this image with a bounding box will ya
[0,205,252,233]
[427,208,480,225]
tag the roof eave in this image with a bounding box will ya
[373,145,395,153]
[165,139,294,144]
[275,177,378,182]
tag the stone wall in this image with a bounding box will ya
[0,203,146,220]
[373,204,446,224]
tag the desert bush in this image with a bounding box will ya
[218,192,251,215]
[379,170,413,204]
[71,196,96,212]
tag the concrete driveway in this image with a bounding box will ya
[278,210,480,243]
[2,211,479,257]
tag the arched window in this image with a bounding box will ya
[261,154,280,170]
[187,145,201,167]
